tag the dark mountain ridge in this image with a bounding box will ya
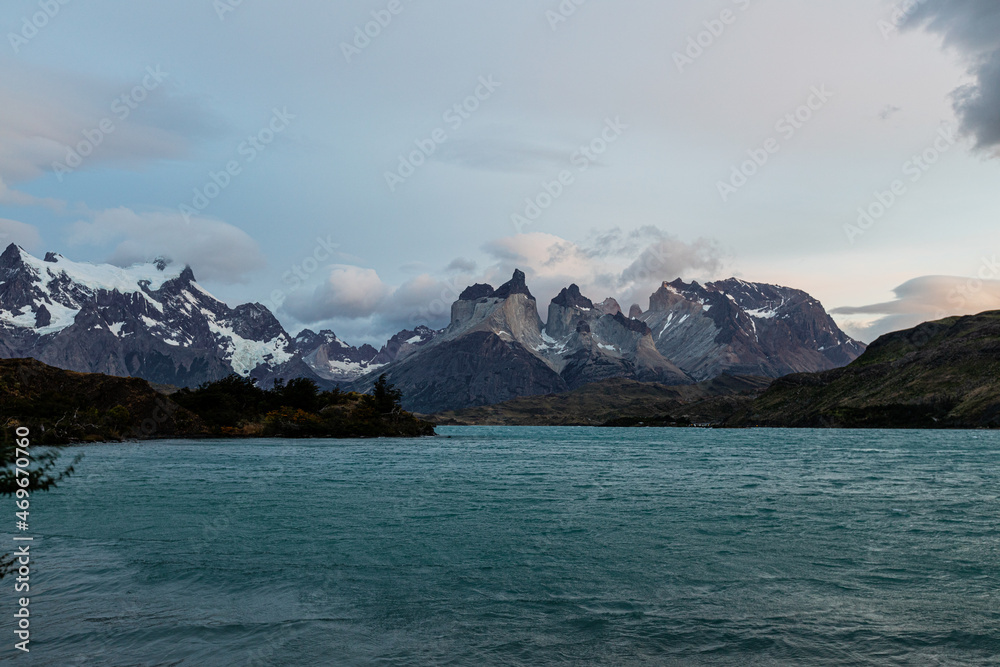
[727,310,1000,429]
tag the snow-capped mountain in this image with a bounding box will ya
[0,244,410,388]
[350,271,866,413]
[289,329,381,381]
[288,325,439,380]
[0,244,296,386]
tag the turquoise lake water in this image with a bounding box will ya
[4,427,1000,665]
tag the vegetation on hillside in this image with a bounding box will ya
[0,358,203,445]
[173,373,434,438]
[727,311,1000,428]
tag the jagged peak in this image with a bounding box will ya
[292,329,346,350]
[494,269,533,300]
[1,243,28,269]
[232,302,273,316]
[629,304,644,319]
[551,284,594,310]
[611,311,651,336]
[596,297,621,316]
[3,246,189,294]
[295,329,318,341]
[459,283,495,301]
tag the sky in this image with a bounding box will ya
[1,0,999,347]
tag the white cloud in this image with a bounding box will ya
[833,274,1000,342]
[482,230,725,311]
[283,265,390,322]
[0,62,212,182]
[69,207,266,284]
[0,219,43,252]
[272,223,736,348]
[280,230,728,338]
[0,177,65,212]
[446,257,477,272]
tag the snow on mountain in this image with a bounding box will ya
[0,244,445,389]
[640,278,865,380]
[0,244,295,386]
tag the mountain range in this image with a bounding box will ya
[431,311,1000,429]
[347,269,864,412]
[0,244,407,388]
[0,244,864,412]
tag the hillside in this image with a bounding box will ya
[0,359,434,443]
[727,311,1000,428]
[0,358,205,445]
[430,375,771,426]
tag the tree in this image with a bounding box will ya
[173,374,267,427]
[272,377,323,413]
[371,374,403,414]
[0,427,78,579]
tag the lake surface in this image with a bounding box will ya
[5,427,1000,665]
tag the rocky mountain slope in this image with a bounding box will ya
[353,271,861,413]
[639,279,865,380]
[728,311,1000,428]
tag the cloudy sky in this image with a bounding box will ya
[1,0,999,346]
